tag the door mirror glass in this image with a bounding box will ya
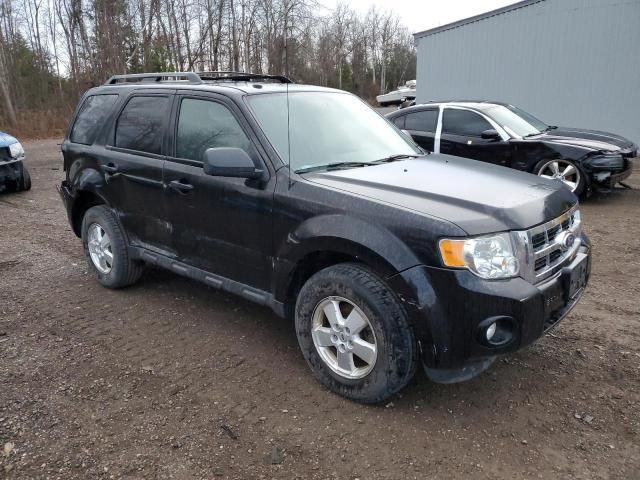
[481,129,501,140]
[203,148,262,179]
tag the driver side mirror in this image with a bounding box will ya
[481,129,501,141]
[203,147,263,179]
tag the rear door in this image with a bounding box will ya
[100,90,173,252]
[440,107,510,166]
[403,108,440,152]
[162,92,275,290]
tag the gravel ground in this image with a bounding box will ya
[1,140,639,479]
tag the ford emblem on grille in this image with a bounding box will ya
[558,231,576,251]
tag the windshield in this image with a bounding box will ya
[247,91,420,172]
[483,104,549,138]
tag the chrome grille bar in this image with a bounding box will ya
[512,205,582,284]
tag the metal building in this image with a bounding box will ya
[414,0,640,144]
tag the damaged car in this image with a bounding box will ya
[59,72,591,403]
[387,101,637,196]
[0,131,31,193]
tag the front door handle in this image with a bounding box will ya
[168,179,194,193]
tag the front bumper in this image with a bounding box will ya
[589,154,634,188]
[0,158,24,189]
[389,242,591,381]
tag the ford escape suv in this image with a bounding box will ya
[59,72,591,403]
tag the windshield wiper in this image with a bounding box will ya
[294,161,377,174]
[524,125,558,138]
[372,153,422,163]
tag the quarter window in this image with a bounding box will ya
[442,109,493,137]
[115,96,169,154]
[176,98,251,161]
[405,109,439,132]
[392,116,405,129]
[70,94,118,145]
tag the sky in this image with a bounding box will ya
[318,0,521,35]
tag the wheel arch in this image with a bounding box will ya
[70,189,109,237]
[273,214,421,313]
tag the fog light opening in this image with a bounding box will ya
[478,316,515,347]
[485,322,497,341]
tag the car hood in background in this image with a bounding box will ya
[304,155,577,235]
[532,127,636,153]
[0,132,18,148]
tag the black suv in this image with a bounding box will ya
[59,72,591,403]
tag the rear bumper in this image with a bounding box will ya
[57,180,75,230]
[388,240,591,381]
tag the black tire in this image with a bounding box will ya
[81,205,144,289]
[534,158,586,197]
[20,166,31,191]
[295,263,417,404]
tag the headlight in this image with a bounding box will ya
[439,233,519,279]
[8,142,24,159]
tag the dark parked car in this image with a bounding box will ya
[387,101,637,196]
[59,72,591,403]
[0,131,31,193]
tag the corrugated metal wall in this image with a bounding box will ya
[415,0,640,144]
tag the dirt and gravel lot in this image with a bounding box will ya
[1,139,639,479]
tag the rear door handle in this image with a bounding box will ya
[168,179,194,193]
[102,163,118,174]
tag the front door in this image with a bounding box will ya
[439,107,510,167]
[162,93,275,291]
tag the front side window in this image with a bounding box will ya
[70,94,118,145]
[176,98,251,161]
[247,92,419,171]
[442,109,492,137]
[405,109,439,133]
[115,96,169,154]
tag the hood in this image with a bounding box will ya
[0,132,18,148]
[304,155,577,235]
[532,127,636,153]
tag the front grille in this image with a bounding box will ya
[513,206,582,284]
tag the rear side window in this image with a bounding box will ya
[115,96,169,154]
[70,94,118,145]
[175,98,251,161]
[442,109,492,137]
[405,110,439,132]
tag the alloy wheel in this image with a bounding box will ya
[311,296,378,379]
[537,160,581,192]
[87,223,114,274]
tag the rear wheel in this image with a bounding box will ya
[81,205,144,288]
[295,263,417,404]
[535,159,585,196]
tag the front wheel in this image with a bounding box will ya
[295,263,417,404]
[535,158,586,196]
[20,166,31,191]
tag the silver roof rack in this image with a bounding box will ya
[104,71,293,85]
[105,72,203,85]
